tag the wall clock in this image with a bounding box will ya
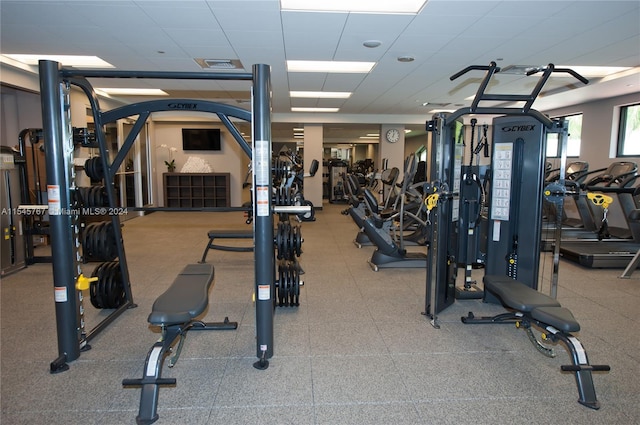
[385,128,400,143]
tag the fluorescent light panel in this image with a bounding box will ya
[3,54,114,68]
[97,88,169,96]
[281,0,428,14]
[287,60,375,73]
[290,91,352,98]
[291,107,340,112]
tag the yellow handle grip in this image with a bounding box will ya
[76,274,99,291]
[587,192,613,209]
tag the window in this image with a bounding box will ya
[617,103,640,157]
[546,114,582,157]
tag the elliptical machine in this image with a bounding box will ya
[361,154,429,271]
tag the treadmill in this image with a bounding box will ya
[560,181,640,268]
[541,161,638,250]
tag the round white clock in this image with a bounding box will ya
[385,128,400,143]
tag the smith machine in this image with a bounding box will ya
[39,60,300,372]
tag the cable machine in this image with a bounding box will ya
[38,60,282,371]
[424,62,588,327]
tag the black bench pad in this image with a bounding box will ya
[483,275,561,312]
[532,306,580,333]
[148,264,214,326]
[207,230,252,239]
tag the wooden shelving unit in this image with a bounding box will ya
[163,173,230,208]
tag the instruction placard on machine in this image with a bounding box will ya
[254,140,270,217]
[491,142,513,221]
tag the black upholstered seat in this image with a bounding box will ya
[483,275,561,312]
[532,306,580,333]
[148,263,214,326]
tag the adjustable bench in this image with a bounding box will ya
[199,229,253,263]
[123,263,237,425]
[462,275,609,410]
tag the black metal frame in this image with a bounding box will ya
[39,60,275,370]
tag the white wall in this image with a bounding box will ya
[544,92,640,170]
[1,86,43,147]
[152,121,250,207]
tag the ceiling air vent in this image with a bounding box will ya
[500,65,544,75]
[194,58,245,70]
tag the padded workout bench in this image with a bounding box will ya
[123,263,237,425]
[462,275,609,409]
[200,229,253,263]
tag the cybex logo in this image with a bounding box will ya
[168,103,197,109]
[502,125,535,132]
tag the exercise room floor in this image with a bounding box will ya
[1,202,639,424]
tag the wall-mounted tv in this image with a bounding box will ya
[182,128,221,151]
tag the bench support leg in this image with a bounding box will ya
[548,329,609,410]
[463,312,609,410]
[461,311,522,324]
[125,326,181,425]
[124,318,238,424]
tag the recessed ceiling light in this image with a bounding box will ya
[291,107,340,112]
[2,54,114,68]
[290,91,352,98]
[96,88,169,96]
[397,56,415,63]
[363,40,382,48]
[281,0,428,14]
[287,60,375,73]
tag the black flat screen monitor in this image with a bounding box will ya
[182,128,221,151]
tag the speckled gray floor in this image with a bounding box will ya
[1,202,639,424]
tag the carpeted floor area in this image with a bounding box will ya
[1,202,639,424]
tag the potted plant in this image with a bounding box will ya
[158,144,178,172]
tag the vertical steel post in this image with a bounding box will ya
[39,60,80,367]
[550,119,568,299]
[251,64,274,368]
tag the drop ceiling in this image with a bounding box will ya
[1,0,639,144]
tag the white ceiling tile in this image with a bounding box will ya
[224,30,284,48]
[281,11,347,33]
[422,0,500,16]
[76,2,159,28]
[136,1,219,28]
[163,29,229,47]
